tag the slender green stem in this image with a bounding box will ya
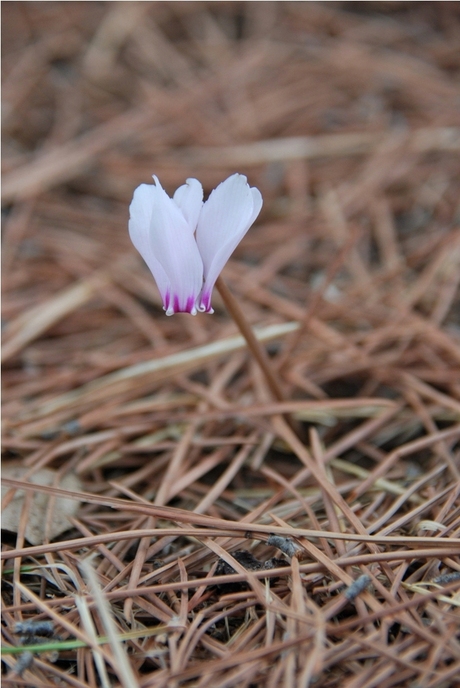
[1,625,168,655]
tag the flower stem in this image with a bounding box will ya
[215,276,285,403]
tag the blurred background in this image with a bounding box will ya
[3,0,460,407]
[3,1,459,359]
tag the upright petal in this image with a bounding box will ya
[129,183,171,307]
[195,174,263,312]
[129,177,204,315]
[173,178,203,230]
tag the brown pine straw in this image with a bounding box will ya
[2,3,460,687]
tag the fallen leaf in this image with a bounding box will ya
[2,464,82,545]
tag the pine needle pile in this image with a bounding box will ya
[2,3,460,687]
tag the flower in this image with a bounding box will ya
[129,174,262,315]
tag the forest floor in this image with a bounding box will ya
[2,3,460,687]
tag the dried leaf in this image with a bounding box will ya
[2,464,82,545]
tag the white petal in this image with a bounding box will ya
[248,187,263,230]
[129,179,203,314]
[129,183,171,305]
[173,178,203,230]
[195,174,263,311]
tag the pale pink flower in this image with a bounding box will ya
[129,174,262,315]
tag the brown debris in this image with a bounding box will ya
[2,3,460,687]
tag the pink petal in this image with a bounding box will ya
[129,177,203,315]
[195,174,263,312]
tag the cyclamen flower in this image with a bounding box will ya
[129,174,262,315]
